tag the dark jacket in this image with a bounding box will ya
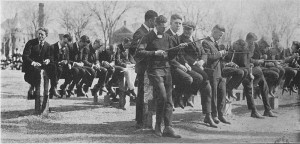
[22,38,51,73]
[98,50,115,63]
[82,44,99,67]
[115,44,131,68]
[165,29,185,68]
[180,35,207,66]
[202,37,222,78]
[50,42,69,64]
[138,31,178,73]
[131,24,150,73]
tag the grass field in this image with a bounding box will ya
[1,69,300,143]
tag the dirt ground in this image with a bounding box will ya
[1,69,300,143]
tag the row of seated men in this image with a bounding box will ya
[25,33,137,106]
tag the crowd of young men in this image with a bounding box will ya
[22,10,300,138]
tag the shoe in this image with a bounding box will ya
[178,97,185,109]
[60,89,67,98]
[77,88,86,97]
[282,87,288,95]
[127,89,136,97]
[27,86,34,100]
[227,89,237,99]
[50,87,61,98]
[83,85,89,93]
[154,124,162,137]
[263,110,277,117]
[100,86,108,93]
[162,126,181,138]
[218,116,231,124]
[269,91,275,98]
[251,111,264,119]
[67,89,75,97]
[212,117,220,124]
[203,114,218,128]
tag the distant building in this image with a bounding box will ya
[112,21,134,44]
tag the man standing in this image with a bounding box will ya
[202,25,230,124]
[48,34,73,98]
[130,10,158,128]
[22,27,51,100]
[82,39,108,97]
[138,15,181,138]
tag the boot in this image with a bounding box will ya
[154,124,162,137]
[251,109,264,119]
[50,86,61,98]
[212,117,220,124]
[263,110,277,117]
[162,126,181,138]
[59,84,67,98]
[91,84,100,97]
[203,113,218,128]
[185,94,194,107]
[27,85,35,100]
[77,86,86,97]
[218,115,231,124]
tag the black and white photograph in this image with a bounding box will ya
[1,0,299,143]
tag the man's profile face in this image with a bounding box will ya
[183,27,194,38]
[62,38,69,47]
[156,23,167,34]
[37,30,47,42]
[212,29,224,41]
[170,19,182,33]
[79,41,88,48]
[93,41,102,50]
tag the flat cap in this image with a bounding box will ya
[213,24,225,32]
[155,15,168,24]
[183,21,196,30]
[246,32,258,41]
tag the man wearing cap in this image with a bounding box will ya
[165,14,187,108]
[130,10,158,128]
[202,25,231,124]
[138,15,181,138]
[82,39,108,97]
[176,21,217,128]
[48,34,73,98]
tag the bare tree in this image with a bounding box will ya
[21,3,52,39]
[252,0,298,47]
[88,1,132,46]
[59,4,92,41]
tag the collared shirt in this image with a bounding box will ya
[153,28,163,38]
[58,41,62,50]
[143,23,151,32]
[189,36,193,42]
[209,36,216,43]
[170,28,179,36]
[39,40,44,47]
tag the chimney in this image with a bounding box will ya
[124,21,126,26]
[38,3,45,28]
